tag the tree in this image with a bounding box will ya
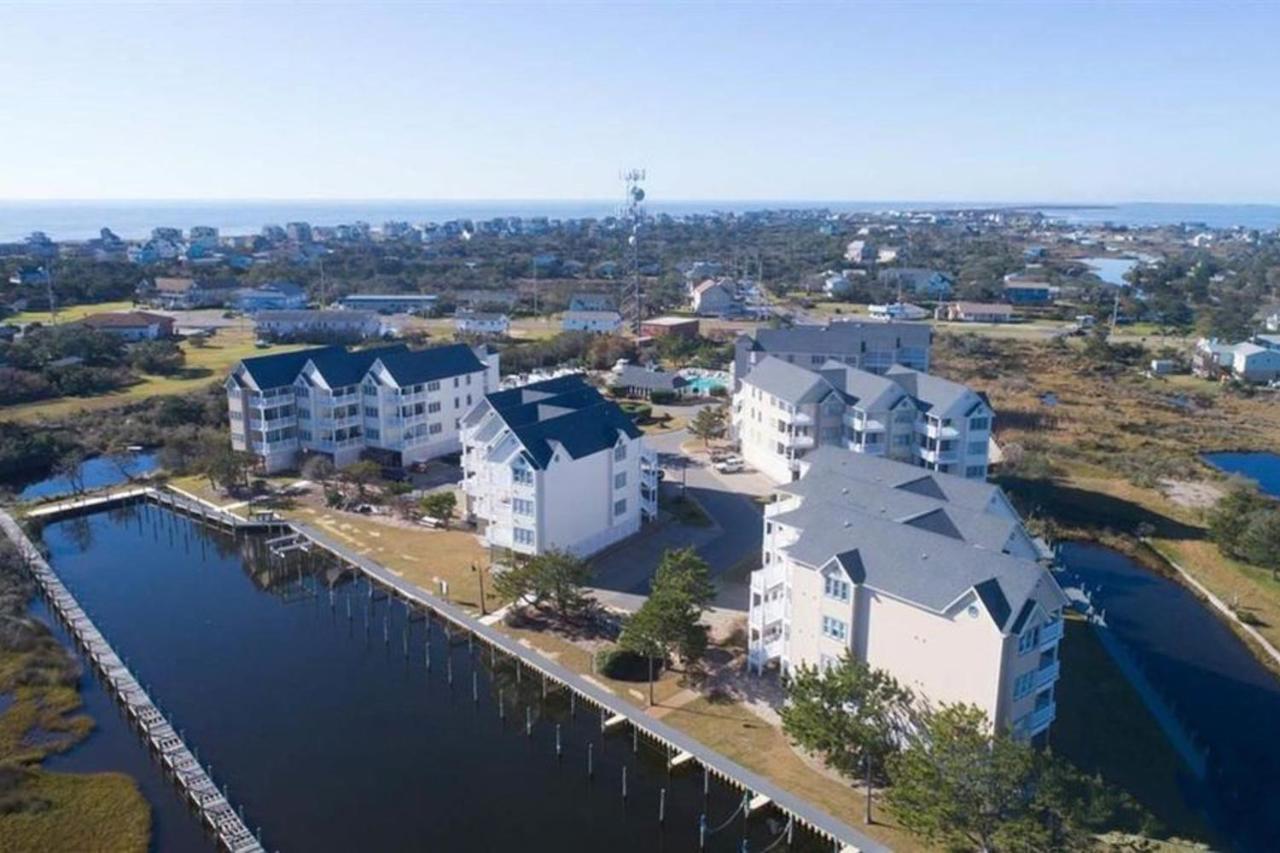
[200,446,254,494]
[618,548,715,703]
[300,454,336,487]
[340,460,382,499]
[885,704,1094,852]
[493,549,592,621]
[688,405,727,447]
[419,490,457,527]
[1239,507,1280,581]
[781,654,913,823]
[1208,480,1272,561]
[54,447,88,495]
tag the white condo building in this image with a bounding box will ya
[732,321,932,384]
[226,343,499,472]
[460,375,659,558]
[750,447,1066,740]
[732,356,993,484]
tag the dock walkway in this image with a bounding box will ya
[0,507,265,853]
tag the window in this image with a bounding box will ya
[613,499,627,516]
[366,427,380,440]
[363,382,378,395]
[824,576,850,602]
[453,377,460,388]
[365,406,379,418]
[466,394,472,406]
[614,472,627,489]
[894,433,912,446]
[466,374,472,385]
[454,397,461,409]
[1013,671,1036,699]
[966,465,987,478]
[1018,626,1040,655]
[428,423,443,435]
[513,498,534,516]
[427,380,441,392]
[428,401,441,413]
[298,429,312,441]
[512,466,534,485]
[968,440,987,456]
[970,416,990,431]
[514,527,535,545]
[821,616,848,641]
[613,444,626,461]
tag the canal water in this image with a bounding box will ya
[1202,451,1280,499]
[17,451,158,501]
[37,504,820,852]
[1058,542,1280,851]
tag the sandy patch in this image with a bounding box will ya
[1159,478,1224,510]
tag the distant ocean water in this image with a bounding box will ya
[1,199,1278,243]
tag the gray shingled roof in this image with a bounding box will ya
[614,365,688,392]
[793,446,1005,513]
[740,356,834,405]
[884,365,986,417]
[748,321,930,356]
[816,360,910,411]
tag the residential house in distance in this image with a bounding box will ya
[460,374,658,557]
[141,276,240,309]
[1230,342,1280,383]
[823,272,856,298]
[937,302,1016,324]
[749,446,1066,740]
[868,302,928,322]
[732,355,993,483]
[7,266,49,286]
[455,289,519,310]
[253,310,383,342]
[877,268,954,299]
[455,311,510,336]
[1256,304,1280,333]
[568,292,615,312]
[1002,280,1054,306]
[691,279,739,316]
[843,240,874,264]
[80,311,175,341]
[226,342,499,472]
[234,281,307,313]
[639,316,700,339]
[562,309,623,334]
[610,364,689,399]
[338,293,439,315]
[732,321,932,385]
[1195,335,1280,383]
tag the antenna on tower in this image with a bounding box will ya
[619,168,646,335]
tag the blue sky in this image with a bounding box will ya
[1,1,1277,203]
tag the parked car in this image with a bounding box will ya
[714,458,745,474]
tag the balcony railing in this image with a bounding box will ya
[1015,702,1056,738]
[1039,619,1064,649]
[1031,659,1061,691]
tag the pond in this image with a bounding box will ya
[1079,256,1138,286]
[1058,542,1280,851]
[17,451,158,501]
[37,505,824,852]
[1202,451,1280,499]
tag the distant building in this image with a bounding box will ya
[568,293,615,312]
[253,310,382,342]
[80,311,175,341]
[142,276,240,309]
[562,310,623,334]
[7,266,49,287]
[1023,245,1047,260]
[877,268,954,299]
[285,222,313,243]
[234,281,307,313]
[867,302,928,321]
[690,279,738,316]
[823,273,855,298]
[1002,282,1054,306]
[937,302,1016,324]
[460,374,658,557]
[226,342,499,472]
[733,321,932,385]
[454,311,510,336]
[639,316,700,339]
[843,240,874,263]
[610,364,689,399]
[338,293,439,315]
[455,289,519,310]
[1231,343,1280,383]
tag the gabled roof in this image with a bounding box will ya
[740,356,833,405]
[793,445,1004,513]
[237,346,344,390]
[235,342,484,392]
[479,375,642,470]
[614,365,688,392]
[81,311,172,328]
[884,365,987,417]
[816,360,910,411]
[563,310,621,322]
[744,321,930,357]
[375,343,486,385]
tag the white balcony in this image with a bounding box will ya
[1015,702,1056,738]
[1039,619,1064,649]
[785,432,815,449]
[1031,659,1061,691]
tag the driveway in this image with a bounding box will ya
[589,426,764,611]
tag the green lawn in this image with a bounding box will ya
[0,768,150,853]
[9,300,138,325]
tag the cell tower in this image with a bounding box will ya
[619,168,646,334]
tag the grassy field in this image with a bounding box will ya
[0,327,302,423]
[0,768,150,853]
[9,300,138,325]
[936,332,1280,666]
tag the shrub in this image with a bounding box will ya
[649,389,677,405]
[709,385,728,398]
[619,401,653,423]
[595,647,661,681]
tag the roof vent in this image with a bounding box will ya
[921,553,929,561]
[840,487,849,495]
[843,520,851,528]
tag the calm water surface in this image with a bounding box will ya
[1058,542,1280,851]
[1202,451,1280,498]
[17,452,158,501]
[39,505,819,852]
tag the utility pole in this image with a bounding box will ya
[45,260,58,324]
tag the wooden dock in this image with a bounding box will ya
[0,508,266,853]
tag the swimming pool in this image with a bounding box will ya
[684,376,727,395]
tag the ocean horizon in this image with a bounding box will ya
[2,199,1280,243]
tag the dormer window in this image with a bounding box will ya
[614,443,627,462]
